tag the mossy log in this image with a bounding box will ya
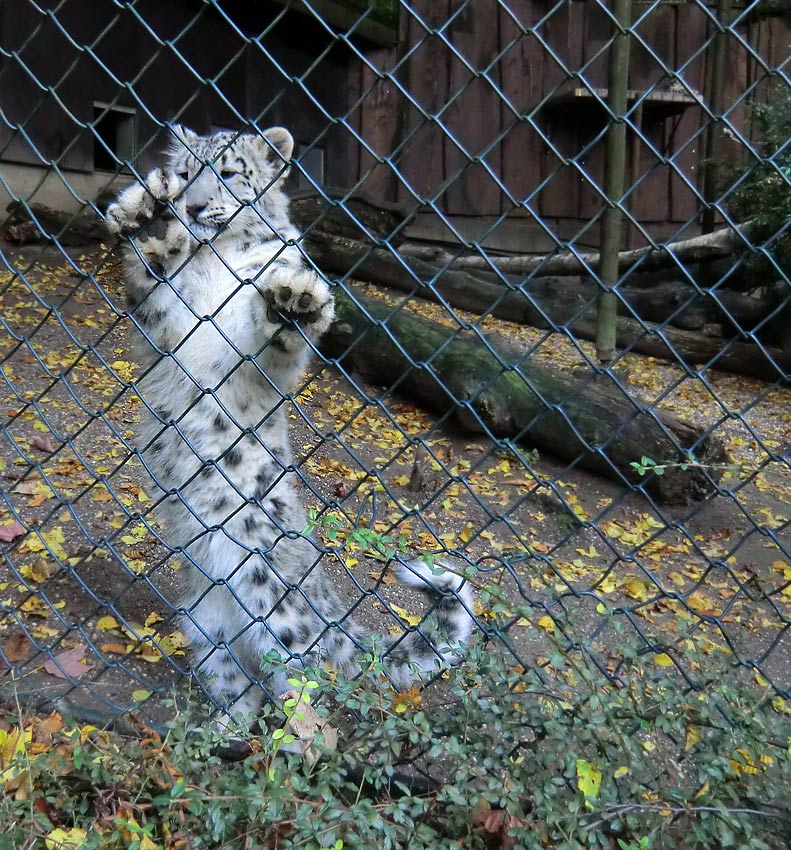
[321,289,726,505]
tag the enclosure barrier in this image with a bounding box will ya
[0,0,789,830]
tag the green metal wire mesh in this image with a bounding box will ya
[0,0,788,728]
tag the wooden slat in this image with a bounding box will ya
[395,0,452,207]
[668,0,708,224]
[354,45,403,202]
[443,0,503,216]
[581,0,611,91]
[627,1,673,223]
[498,0,545,218]
[539,0,586,221]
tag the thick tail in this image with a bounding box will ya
[383,557,475,689]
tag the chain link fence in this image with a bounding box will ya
[0,0,789,752]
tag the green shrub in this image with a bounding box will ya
[725,83,791,279]
[2,630,790,849]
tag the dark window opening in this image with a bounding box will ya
[93,103,136,171]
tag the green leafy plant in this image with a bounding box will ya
[305,508,410,562]
[2,632,791,850]
[270,674,320,761]
[629,454,690,477]
[726,82,791,277]
[629,452,746,479]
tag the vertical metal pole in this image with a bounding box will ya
[596,0,632,364]
[701,0,733,234]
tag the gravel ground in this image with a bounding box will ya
[0,241,789,726]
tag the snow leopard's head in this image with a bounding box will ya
[167,125,294,239]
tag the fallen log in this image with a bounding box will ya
[501,275,788,339]
[4,202,106,246]
[571,314,791,381]
[399,225,752,277]
[289,190,408,246]
[303,230,547,326]
[321,288,726,504]
[304,232,791,381]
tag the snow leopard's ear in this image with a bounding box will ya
[261,127,294,166]
[169,124,199,153]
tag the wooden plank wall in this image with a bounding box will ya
[348,1,791,248]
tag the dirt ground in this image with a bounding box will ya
[0,242,789,725]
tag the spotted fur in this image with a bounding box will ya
[107,126,473,720]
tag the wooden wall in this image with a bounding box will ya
[346,1,791,250]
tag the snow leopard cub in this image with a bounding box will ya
[106,125,473,720]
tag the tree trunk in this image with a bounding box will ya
[289,191,408,246]
[399,224,751,277]
[4,202,106,246]
[305,233,791,381]
[321,289,726,504]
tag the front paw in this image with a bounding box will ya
[106,169,182,236]
[265,267,335,342]
[106,171,189,271]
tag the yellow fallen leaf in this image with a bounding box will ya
[30,623,60,639]
[389,603,422,627]
[127,558,147,575]
[118,815,156,850]
[624,579,652,602]
[159,631,188,657]
[144,612,164,629]
[684,725,701,751]
[19,560,57,584]
[653,653,673,667]
[730,748,760,775]
[597,574,618,594]
[132,643,164,663]
[19,527,68,562]
[537,615,555,633]
[45,828,88,850]
[111,360,135,382]
[575,759,601,807]
[20,597,51,618]
[0,726,32,789]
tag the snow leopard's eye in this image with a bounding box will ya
[220,169,237,180]
[177,170,188,180]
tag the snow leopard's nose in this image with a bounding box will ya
[187,203,206,221]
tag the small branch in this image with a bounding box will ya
[588,801,791,824]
